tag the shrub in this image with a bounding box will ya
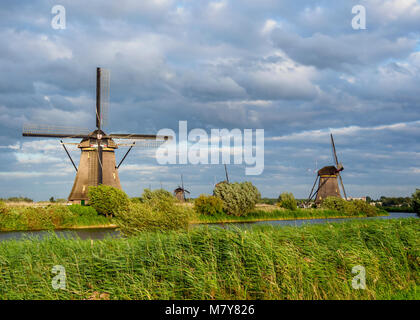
[67,204,110,225]
[348,199,379,217]
[141,188,174,204]
[321,197,380,217]
[277,192,297,211]
[88,185,130,217]
[321,197,348,213]
[213,181,261,216]
[68,204,98,217]
[115,200,193,236]
[411,189,420,216]
[194,195,224,216]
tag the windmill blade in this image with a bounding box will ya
[116,140,167,149]
[96,67,110,130]
[108,133,171,140]
[23,124,90,138]
[100,68,110,128]
[224,164,229,183]
[330,133,339,167]
[337,172,347,200]
[331,134,347,200]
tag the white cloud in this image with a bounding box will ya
[269,120,420,142]
[261,19,278,35]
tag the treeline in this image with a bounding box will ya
[0,197,33,203]
[370,191,420,214]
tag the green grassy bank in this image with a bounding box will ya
[194,208,388,224]
[0,203,388,231]
[0,219,418,300]
[0,204,113,231]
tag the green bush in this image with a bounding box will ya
[277,192,297,211]
[411,189,420,216]
[194,195,224,216]
[321,197,380,217]
[115,199,193,236]
[213,181,261,216]
[321,197,348,213]
[68,204,98,217]
[88,185,130,217]
[347,200,379,217]
[141,188,174,204]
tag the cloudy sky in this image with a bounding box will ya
[0,0,419,201]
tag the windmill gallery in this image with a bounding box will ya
[22,68,348,204]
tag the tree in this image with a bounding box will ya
[213,181,260,216]
[412,189,420,216]
[277,192,297,211]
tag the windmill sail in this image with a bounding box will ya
[96,67,110,130]
[330,134,347,200]
[23,124,90,138]
[109,133,171,140]
[99,68,110,128]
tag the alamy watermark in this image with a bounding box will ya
[51,265,66,290]
[156,121,264,175]
[352,5,366,30]
[351,265,366,289]
[51,5,66,30]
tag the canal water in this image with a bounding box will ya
[0,212,417,242]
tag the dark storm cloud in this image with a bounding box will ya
[0,0,419,200]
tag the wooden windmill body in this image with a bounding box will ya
[173,175,190,202]
[23,68,171,203]
[315,165,343,203]
[308,134,347,204]
[68,131,121,201]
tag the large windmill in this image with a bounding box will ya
[23,67,171,204]
[307,134,347,204]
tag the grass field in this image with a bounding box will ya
[0,219,418,300]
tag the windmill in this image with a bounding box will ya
[22,67,171,204]
[307,133,347,204]
[174,174,190,202]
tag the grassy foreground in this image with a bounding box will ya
[0,219,418,300]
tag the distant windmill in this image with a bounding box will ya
[22,67,171,204]
[307,134,347,204]
[174,174,190,202]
